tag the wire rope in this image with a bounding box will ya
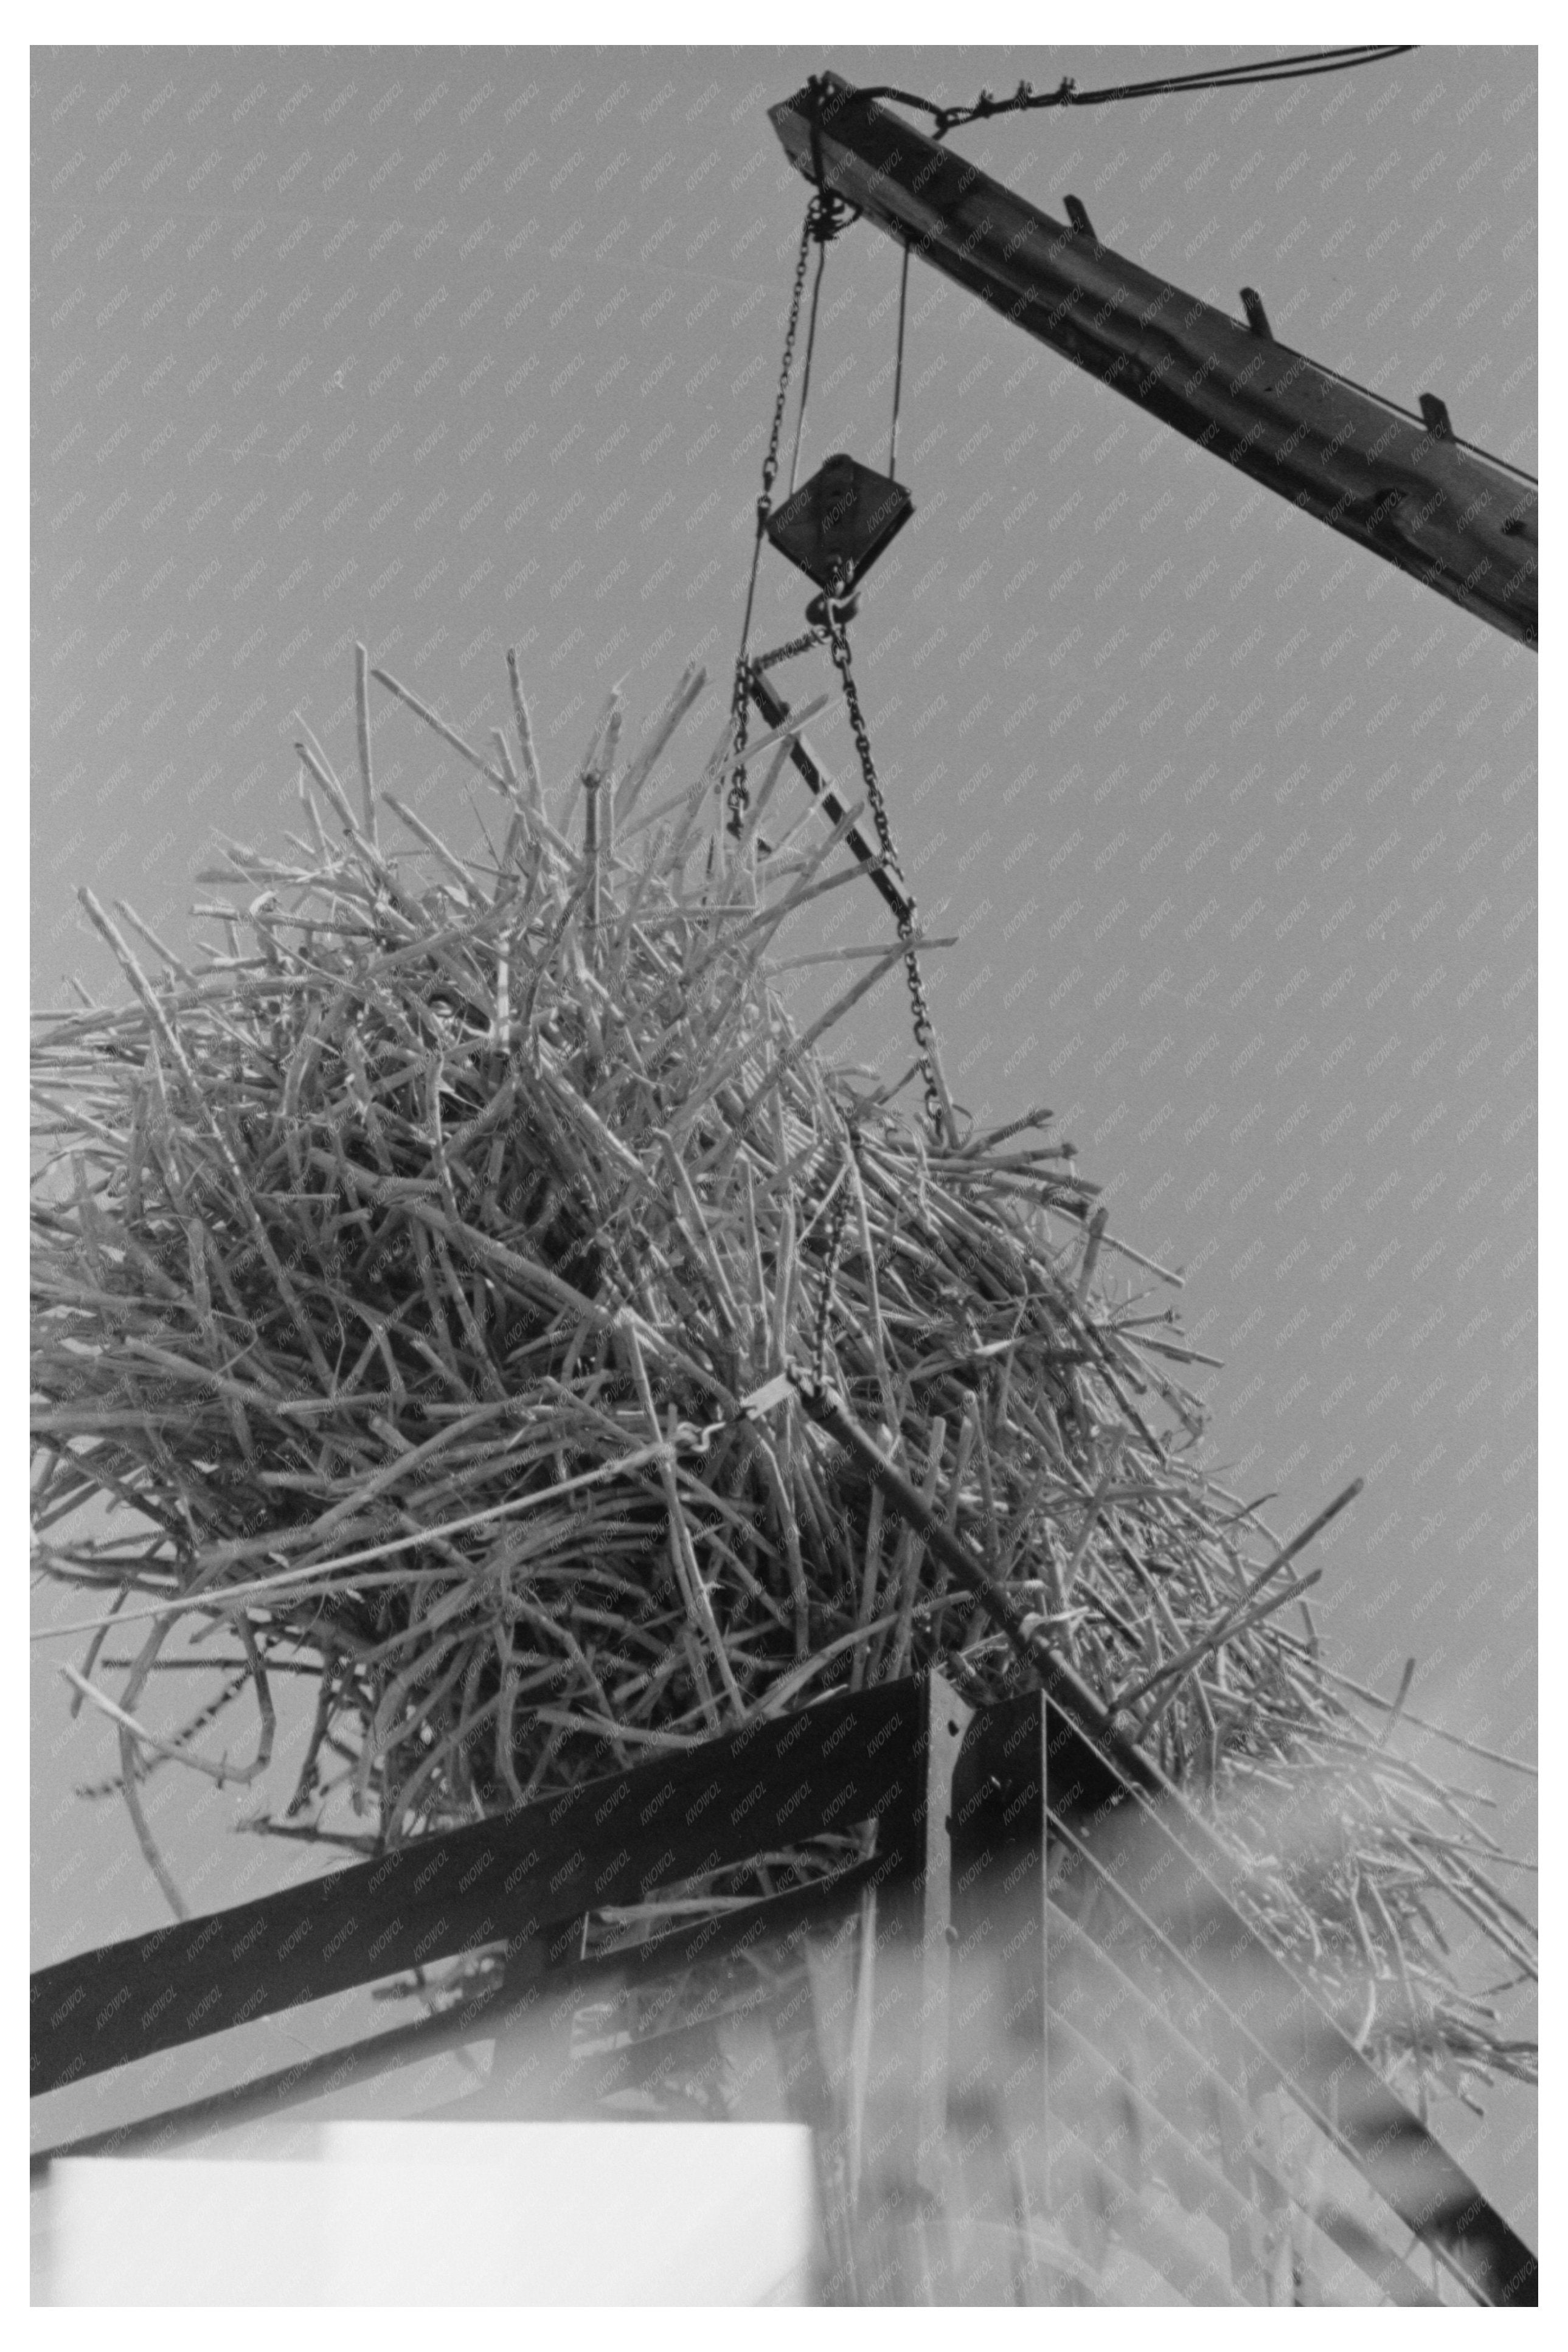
[887,240,911,479]
[857,46,1416,141]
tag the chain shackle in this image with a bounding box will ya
[727,206,820,839]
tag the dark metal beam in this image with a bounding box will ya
[30,1676,929,2097]
[30,1863,881,2163]
[769,75,1537,648]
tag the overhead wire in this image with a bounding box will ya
[858,46,1415,140]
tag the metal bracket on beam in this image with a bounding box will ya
[1419,391,1455,441]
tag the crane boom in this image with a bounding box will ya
[769,75,1536,649]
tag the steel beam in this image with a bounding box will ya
[770,75,1536,648]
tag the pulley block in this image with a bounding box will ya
[764,452,914,598]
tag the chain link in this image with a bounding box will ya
[751,623,830,676]
[823,569,948,1138]
[727,206,819,839]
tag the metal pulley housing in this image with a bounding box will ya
[764,452,914,597]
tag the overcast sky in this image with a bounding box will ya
[30,41,1536,2233]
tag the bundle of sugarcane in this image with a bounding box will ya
[31,645,1534,2107]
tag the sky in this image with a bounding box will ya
[30,41,1537,2236]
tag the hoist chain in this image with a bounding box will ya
[823,567,948,1139]
[725,156,951,1148]
[726,204,820,839]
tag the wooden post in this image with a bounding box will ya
[914,1673,973,2201]
[938,1689,1052,2302]
[811,1670,970,2303]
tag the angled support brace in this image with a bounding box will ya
[745,670,916,927]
